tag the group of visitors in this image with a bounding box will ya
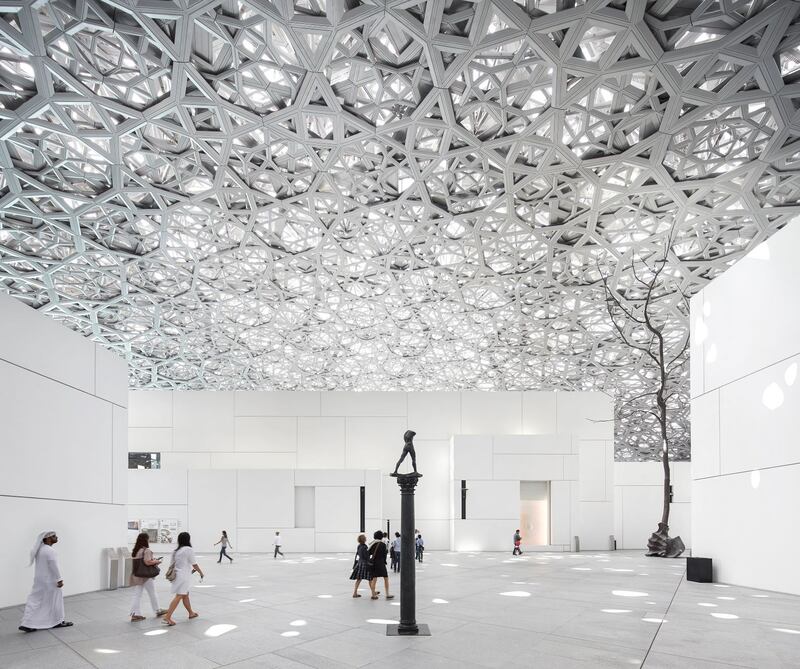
[388,531,425,572]
[349,531,395,599]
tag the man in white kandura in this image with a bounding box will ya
[19,531,73,633]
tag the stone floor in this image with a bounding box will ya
[1,550,799,668]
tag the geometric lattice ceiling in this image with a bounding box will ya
[3,0,800,461]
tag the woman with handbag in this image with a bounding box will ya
[349,534,370,597]
[129,532,167,622]
[162,531,204,626]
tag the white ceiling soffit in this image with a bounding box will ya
[1,0,799,461]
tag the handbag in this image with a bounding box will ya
[132,557,160,579]
[165,559,176,582]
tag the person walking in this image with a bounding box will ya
[19,531,73,632]
[391,532,401,573]
[368,530,393,600]
[513,529,523,555]
[349,534,371,597]
[273,531,284,558]
[214,531,233,564]
[162,532,204,626]
[415,533,424,562]
[129,532,167,621]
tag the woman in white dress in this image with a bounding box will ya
[162,532,204,626]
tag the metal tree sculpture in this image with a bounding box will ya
[602,242,688,558]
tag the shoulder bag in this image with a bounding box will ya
[133,557,160,578]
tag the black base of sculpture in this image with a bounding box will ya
[387,472,429,637]
[687,557,713,582]
[387,623,431,636]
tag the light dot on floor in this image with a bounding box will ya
[290,620,306,627]
[239,598,256,603]
[753,595,769,598]
[432,598,448,604]
[390,602,400,606]
[774,628,800,634]
[717,596,735,601]
[601,609,632,614]
[205,624,237,637]
[94,649,120,654]
[642,617,667,623]
[195,584,215,588]
[612,590,648,598]
[499,591,531,597]
[711,613,739,620]
[572,567,592,571]
[235,585,252,589]
[367,619,398,624]
[697,603,718,607]
[144,630,167,636]
[281,631,300,637]
[317,595,332,599]
[441,563,459,567]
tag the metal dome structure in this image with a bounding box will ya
[2,0,800,460]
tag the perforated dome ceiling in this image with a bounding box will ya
[2,0,800,460]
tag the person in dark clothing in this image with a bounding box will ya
[368,530,393,600]
[349,534,371,597]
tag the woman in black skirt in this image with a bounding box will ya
[368,530,393,600]
[349,534,370,597]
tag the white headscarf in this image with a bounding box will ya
[29,531,56,566]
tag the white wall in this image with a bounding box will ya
[613,462,691,550]
[128,468,379,553]
[450,392,615,551]
[0,294,128,608]
[691,219,800,594]
[130,390,615,551]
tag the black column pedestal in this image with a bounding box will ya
[386,473,431,637]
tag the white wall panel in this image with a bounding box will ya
[237,470,295,528]
[235,416,297,452]
[187,470,237,550]
[161,452,212,469]
[453,519,518,552]
[173,391,235,452]
[563,455,579,481]
[297,417,346,469]
[614,462,664,486]
[407,391,460,439]
[364,469,382,521]
[619,486,662,550]
[211,452,298,469]
[578,441,608,501]
[0,361,113,503]
[129,390,173,428]
[235,391,320,416]
[112,406,128,505]
[690,293,705,399]
[95,345,128,407]
[493,434,571,454]
[693,465,800,595]
[295,487,315,528]
[701,230,800,393]
[382,475,401,520]
[718,354,800,474]
[452,436,493,480]
[0,497,125,609]
[315,486,361,533]
[322,391,406,417]
[414,440,451,521]
[522,392,558,434]
[493,454,565,481]
[129,427,173,453]
[294,469,365,487]
[0,292,95,394]
[128,470,188,505]
[345,416,408,470]
[315,532,357,552]
[550,480,572,546]
[557,392,614,439]
[460,392,522,434]
[577,502,613,550]
[465,480,519,519]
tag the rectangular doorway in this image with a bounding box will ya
[520,481,550,546]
